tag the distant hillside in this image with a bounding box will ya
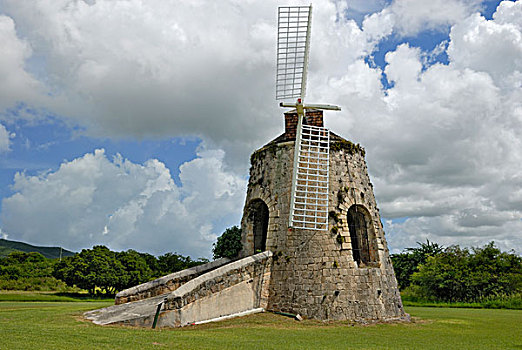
[0,238,75,259]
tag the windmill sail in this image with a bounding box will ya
[276,4,339,231]
[276,5,311,100]
[292,124,330,230]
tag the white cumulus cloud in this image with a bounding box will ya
[334,1,522,253]
[389,0,483,36]
[0,0,391,167]
[357,0,484,38]
[0,15,46,112]
[0,124,12,152]
[1,148,247,257]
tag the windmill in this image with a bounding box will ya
[83,4,407,328]
[276,5,340,231]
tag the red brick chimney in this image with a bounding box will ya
[284,109,324,140]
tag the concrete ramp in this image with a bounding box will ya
[84,294,166,326]
[84,251,272,327]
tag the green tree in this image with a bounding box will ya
[158,253,191,275]
[156,253,209,276]
[53,246,210,293]
[116,249,153,290]
[138,252,159,276]
[391,240,444,289]
[411,242,522,302]
[0,251,53,279]
[54,245,125,294]
[212,226,242,259]
[0,251,68,291]
[1,251,46,265]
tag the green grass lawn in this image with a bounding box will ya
[0,291,114,302]
[0,301,521,349]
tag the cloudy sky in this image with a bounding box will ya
[0,0,521,258]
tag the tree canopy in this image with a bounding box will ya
[390,240,444,289]
[212,226,242,259]
[411,242,521,302]
[53,246,208,295]
[392,241,521,303]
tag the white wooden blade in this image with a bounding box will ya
[279,102,341,111]
[276,5,312,101]
[290,123,330,231]
[303,103,341,111]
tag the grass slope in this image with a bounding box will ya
[0,302,521,349]
[0,238,75,259]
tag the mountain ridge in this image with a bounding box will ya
[0,238,75,259]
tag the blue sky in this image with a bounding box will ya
[0,0,521,257]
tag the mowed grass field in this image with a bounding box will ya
[0,300,521,350]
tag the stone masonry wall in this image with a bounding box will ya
[158,251,273,327]
[241,134,407,322]
[115,258,231,304]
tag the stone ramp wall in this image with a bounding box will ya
[84,252,272,327]
[115,257,231,304]
[156,251,272,328]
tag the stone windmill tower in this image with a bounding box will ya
[240,5,407,322]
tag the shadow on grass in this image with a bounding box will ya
[401,292,522,310]
[54,292,115,299]
[0,291,115,302]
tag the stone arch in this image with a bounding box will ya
[347,204,379,266]
[246,198,269,253]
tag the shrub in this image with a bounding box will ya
[411,242,521,303]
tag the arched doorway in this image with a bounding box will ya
[347,205,378,266]
[247,199,269,253]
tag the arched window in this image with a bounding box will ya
[247,199,269,253]
[347,205,378,266]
